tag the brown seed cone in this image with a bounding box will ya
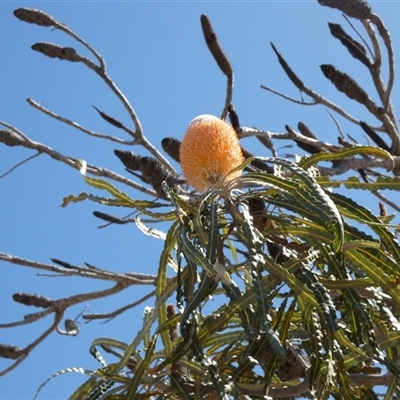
[139,157,169,185]
[114,150,141,171]
[161,137,181,163]
[13,292,53,308]
[320,64,382,114]
[318,0,372,20]
[328,23,370,67]
[227,104,240,132]
[31,42,81,62]
[93,106,124,129]
[0,344,22,360]
[359,121,390,151]
[296,122,320,154]
[270,42,304,91]
[93,211,129,225]
[14,7,55,27]
[200,15,233,77]
[139,157,170,199]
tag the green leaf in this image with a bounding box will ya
[298,146,391,170]
[125,334,158,399]
[180,227,215,276]
[61,192,130,208]
[83,176,135,205]
[345,248,400,305]
[332,192,400,262]
[344,175,400,190]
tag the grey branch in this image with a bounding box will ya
[27,98,136,145]
[0,120,158,197]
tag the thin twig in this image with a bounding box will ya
[326,110,345,139]
[371,190,400,213]
[342,14,374,59]
[260,85,317,106]
[0,152,41,180]
[83,290,156,322]
[0,252,160,284]
[27,98,136,144]
[261,84,361,126]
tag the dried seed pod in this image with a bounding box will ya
[13,292,53,308]
[64,319,79,336]
[161,137,181,163]
[139,156,170,199]
[31,42,81,62]
[92,106,123,129]
[256,135,276,154]
[114,149,141,170]
[328,23,370,67]
[296,122,320,154]
[318,0,372,20]
[277,345,307,381]
[321,64,368,102]
[0,130,23,147]
[270,42,305,91]
[139,157,169,185]
[0,344,22,360]
[248,198,266,230]
[93,211,129,224]
[227,104,240,132]
[200,15,233,77]
[13,7,55,27]
[320,64,382,114]
[359,121,390,151]
[180,115,244,192]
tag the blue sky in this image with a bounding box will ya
[1,1,399,399]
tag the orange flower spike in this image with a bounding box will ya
[180,115,244,192]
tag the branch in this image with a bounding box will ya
[14,8,176,175]
[0,252,160,285]
[0,152,41,180]
[0,120,158,197]
[0,311,64,376]
[370,13,396,117]
[82,289,156,322]
[27,98,136,145]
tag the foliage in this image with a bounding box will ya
[2,1,400,399]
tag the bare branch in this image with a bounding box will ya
[0,311,64,376]
[27,98,136,144]
[0,152,41,180]
[82,290,156,322]
[0,252,161,285]
[0,120,157,196]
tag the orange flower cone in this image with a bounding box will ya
[180,115,244,192]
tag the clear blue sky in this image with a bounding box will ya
[1,1,399,399]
